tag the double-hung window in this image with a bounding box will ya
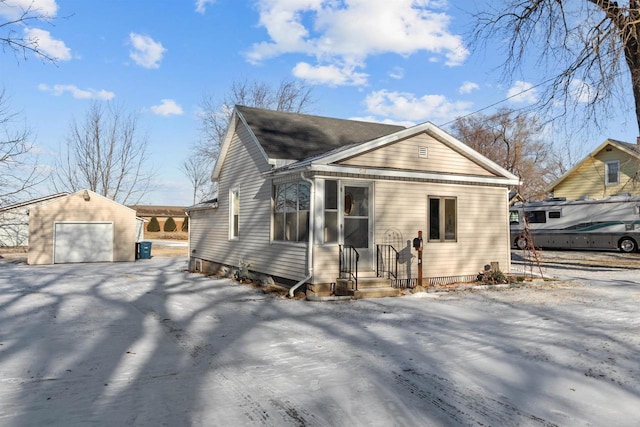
[605,160,620,186]
[273,181,310,242]
[428,196,457,242]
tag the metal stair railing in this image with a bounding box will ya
[376,244,399,281]
[339,245,359,290]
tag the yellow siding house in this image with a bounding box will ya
[547,139,640,200]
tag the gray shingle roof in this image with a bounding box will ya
[610,138,640,155]
[236,105,405,161]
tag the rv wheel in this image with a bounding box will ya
[619,237,637,253]
[515,236,527,250]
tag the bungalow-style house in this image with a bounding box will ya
[547,138,640,200]
[0,193,69,247]
[187,106,519,297]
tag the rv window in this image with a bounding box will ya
[548,211,561,219]
[525,211,546,223]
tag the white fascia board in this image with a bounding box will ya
[269,163,520,186]
[316,121,519,182]
[211,108,271,181]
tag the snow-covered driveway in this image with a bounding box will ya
[0,257,639,426]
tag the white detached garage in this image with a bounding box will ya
[28,190,139,265]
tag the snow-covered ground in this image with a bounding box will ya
[0,256,638,426]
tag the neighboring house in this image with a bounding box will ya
[0,193,69,247]
[187,106,519,297]
[129,205,187,232]
[29,189,143,265]
[547,139,640,200]
[509,191,525,206]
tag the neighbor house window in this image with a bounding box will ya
[273,181,310,242]
[229,188,239,239]
[428,196,456,242]
[606,160,620,185]
[324,180,338,243]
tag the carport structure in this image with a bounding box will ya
[27,189,142,265]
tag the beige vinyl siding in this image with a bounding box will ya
[189,122,308,281]
[28,190,137,265]
[338,132,495,177]
[373,181,510,279]
[552,147,640,199]
[310,179,511,284]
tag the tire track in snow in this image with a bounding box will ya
[392,370,558,426]
[116,285,321,426]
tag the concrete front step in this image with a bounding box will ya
[336,277,393,289]
[352,287,401,299]
[335,277,400,299]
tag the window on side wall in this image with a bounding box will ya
[273,181,310,242]
[605,160,620,186]
[324,180,338,243]
[229,188,239,239]
[428,196,457,242]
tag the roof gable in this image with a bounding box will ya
[31,189,136,214]
[546,138,640,192]
[213,106,519,186]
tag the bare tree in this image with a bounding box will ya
[0,0,58,63]
[451,108,559,200]
[0,89,47,246]
[472,1,640,134]
[180,152,215,204]
[52,102,155,205]
[185,78,314,202]
[197,78,314,160]
[0,89,45,206]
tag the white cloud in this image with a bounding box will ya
[349,115,415,127]
[129,33,166,69]
[458,81,479,94]
[0,0,58,20]
[23,27,71,61]
[389,67,404,80]
[507,80,539,104]
[246,0,468,86]
[195,0,216,14]
[38,83,115,100]
[292,62,368,86]
[150,99,183,116]
[364,89,472,124]
[569,78,596,104]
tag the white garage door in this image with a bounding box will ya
[54,222,113,263]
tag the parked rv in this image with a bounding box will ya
[510,195,640,253]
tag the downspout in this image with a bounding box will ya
[185,209,192,269]
[289,172,314,297]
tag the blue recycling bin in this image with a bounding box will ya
[138,241,152,259]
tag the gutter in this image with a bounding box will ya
[289,172,315,298]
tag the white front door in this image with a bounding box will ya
[342,182,374,271]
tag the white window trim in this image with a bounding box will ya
[427,196,457,243]
[605,160,620,186]
[229,187,239,240]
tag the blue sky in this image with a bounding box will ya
[1,0,638,206]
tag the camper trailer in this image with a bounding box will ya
[510,195,640,252]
